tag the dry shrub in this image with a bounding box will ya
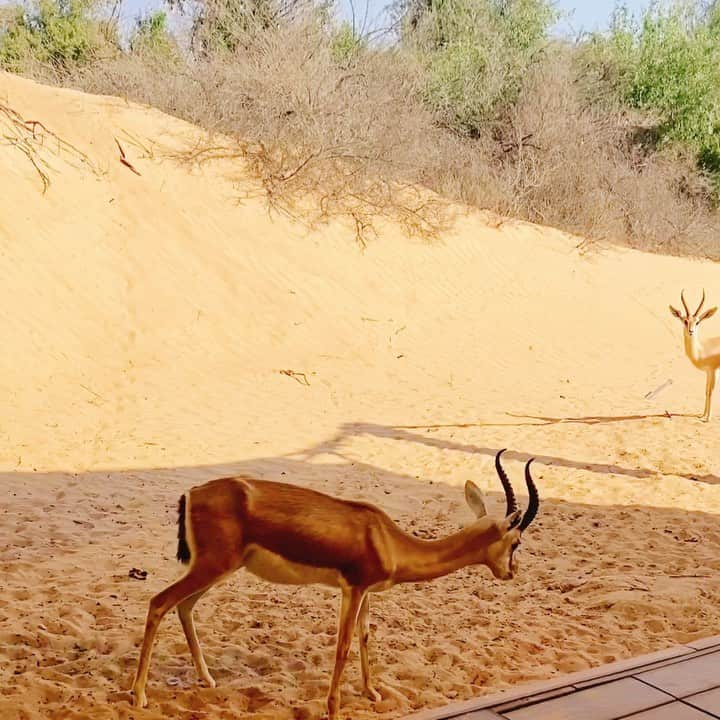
[1,100,99,191]
[459,49,720,258]
[74,17,451,245]
[41,20,720,257]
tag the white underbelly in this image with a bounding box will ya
[242,544,343,587]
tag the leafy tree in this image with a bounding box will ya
[0,0,114,73]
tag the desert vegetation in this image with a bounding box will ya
[2,0,720,256]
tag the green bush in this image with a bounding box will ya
[330,21,366,66]
[576,4,638,106]
[406,0,557,136]
[186,0,292,55]
[0,0,112,73]
[580,1,720,192]
[129,11,179,61]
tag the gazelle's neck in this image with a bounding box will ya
[684,328,704,366]
[392,521,499,584]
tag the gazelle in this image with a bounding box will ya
[670,289,720,422]
[130,449,539,718]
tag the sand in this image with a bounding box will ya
[3,69,720,720]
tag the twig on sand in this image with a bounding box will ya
[114,138,141,176]
[79,383,105,403]
[119,129,155,160]
[668,574,711,579]
[644,378,673,400]
[278,369,310,386]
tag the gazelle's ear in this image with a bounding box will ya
[464,480,487,518]
[699,307,718,322]
[669,305,683,320]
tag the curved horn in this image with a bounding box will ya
[695,289,706,316]
[518,459,539,532]
[681,289,690,316]
[495,448,518,517]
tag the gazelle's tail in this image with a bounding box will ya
[177,494,191,564]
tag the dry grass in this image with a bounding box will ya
[0,100,98,192]
[72,21,453,245]
[30,19,720,257]
[478,52,720,257]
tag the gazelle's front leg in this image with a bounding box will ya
[702,369,717,422]
[327,587,366,720]
[357,594,380,702]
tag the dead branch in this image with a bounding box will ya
[644,379,673,400]
[500,132,542,154]
[119,130,156,160]
[168,132,447,248]
[114,138,142,176]
[0,103,97,193]
[667,574,711,579]
[276,149,322,183]
[5,138,50,193]
[278,369,310,386]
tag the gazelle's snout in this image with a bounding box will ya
[487,562,514,581]
[496,561,517,581]
[503,548,519,581]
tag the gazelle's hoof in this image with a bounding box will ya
[364,686,382,702]
[326,695,339,720]
[200,675,217,689]
[130,689,148,708]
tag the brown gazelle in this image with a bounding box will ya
[130,449,539,718]
[670,289,720,421]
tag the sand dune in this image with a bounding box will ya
[3,70,720,719]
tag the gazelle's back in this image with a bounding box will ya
[187,476,393,585]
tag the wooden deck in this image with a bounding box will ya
[402,636,720,720]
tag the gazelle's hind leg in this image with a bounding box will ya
[327,587,366,720]
[178,589,215,687]
[130,561,233,708]
[357,594,380,702]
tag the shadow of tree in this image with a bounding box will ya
[291,421,669,482]
[502,411,696,426]
[390,411,695,429]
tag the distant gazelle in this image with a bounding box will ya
[670,289,720,421]
[130,449,539,719]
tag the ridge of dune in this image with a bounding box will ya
[3,70,720,720]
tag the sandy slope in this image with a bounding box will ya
[3,70,720,720]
